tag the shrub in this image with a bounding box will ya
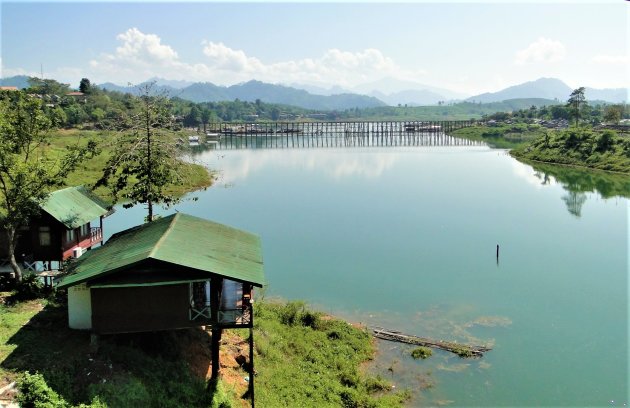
[208,378,235,408]
[411,347,433,360]
[12,274,46,301]
[17,371,69,408]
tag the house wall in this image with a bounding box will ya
[68,283,92,329]
[91,284,194,334]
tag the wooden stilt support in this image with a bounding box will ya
[249,325,255,408]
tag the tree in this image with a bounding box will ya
[79,78,92,94]
[603,105,622,124]
[201,108,211,133]
[567,87,587,127]
[0,90,97,280]
[184,105,201,129]
[97,83,190,222]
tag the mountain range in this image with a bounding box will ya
[99,80,386,111]
[2,75,627,108]
[466,77,627,104]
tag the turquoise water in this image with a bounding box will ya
[106,144,628,407]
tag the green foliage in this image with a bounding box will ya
[512,128,630,173]
[17,371,69,408]
[11,274,46,301]
[96,83,192,221]
[254,301,409,407]
[410,347,432,360]
[16,372,108,408]
[567,87,588,126]
[451,124,546,149]
[0,90,98,280]
[207,378,235,408]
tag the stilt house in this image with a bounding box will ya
[0,186,110,271]
[57,212,264,333]
[57,213,264,399]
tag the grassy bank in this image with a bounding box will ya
[0,294,408,407]
[450,123,546,149]
[511,128,630,174]
[48,129,213,200]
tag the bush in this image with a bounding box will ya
[17,371,69,408]
[410,347,433,360]
[208,378,235,408]
[12,274,46,301]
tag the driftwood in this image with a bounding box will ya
[371,327,492,358]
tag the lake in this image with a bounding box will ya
[105,136,628,407]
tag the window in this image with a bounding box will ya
[39,226,51,246]
[80,224,89,238]
[65,229,75,243]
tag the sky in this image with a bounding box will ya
[1,1,628,96]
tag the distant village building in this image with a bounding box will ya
[65,91,87,103]
[0,86,19,91]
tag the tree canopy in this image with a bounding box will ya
[0,90,98,280]
[96,83,192,222]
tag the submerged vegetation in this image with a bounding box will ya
[410,347,432,360]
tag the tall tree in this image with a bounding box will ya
[97,83,189,222]
[79,78,92,94]
[201,108,211,133]
[567,87,587,127]
[0,90,97,280]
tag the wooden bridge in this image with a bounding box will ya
[201,120,480,150]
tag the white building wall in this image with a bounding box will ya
[68,283,92,330]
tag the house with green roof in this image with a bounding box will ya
[57,212,264,389]
[0,185,111,272]
[57,212,264,331]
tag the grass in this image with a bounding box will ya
[450,123,547,149]
[47,129,214,201]
[252,300,410,407]
[1,293,409,407]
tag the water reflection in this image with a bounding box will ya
[194,148,399,184]
[529,161,630,217]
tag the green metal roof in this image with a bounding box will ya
[57,213,265,288]
[41,186,111,229]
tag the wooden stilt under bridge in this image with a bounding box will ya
[371,327,492,358]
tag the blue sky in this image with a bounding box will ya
[1,1,628,95]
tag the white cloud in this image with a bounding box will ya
[514,37,566,65]
[87,28,425,87]
[591,54,630,65]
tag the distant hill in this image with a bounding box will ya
[99,79,386,110]
[468,78,570,103]
[468,77,627,104]
[0,75,31,89]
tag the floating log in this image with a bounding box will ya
[371,327,492,358]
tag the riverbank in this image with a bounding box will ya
[510,127,630,174]
[0,294,409,407]
[449,123,545,149]
[49,129,214,200]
